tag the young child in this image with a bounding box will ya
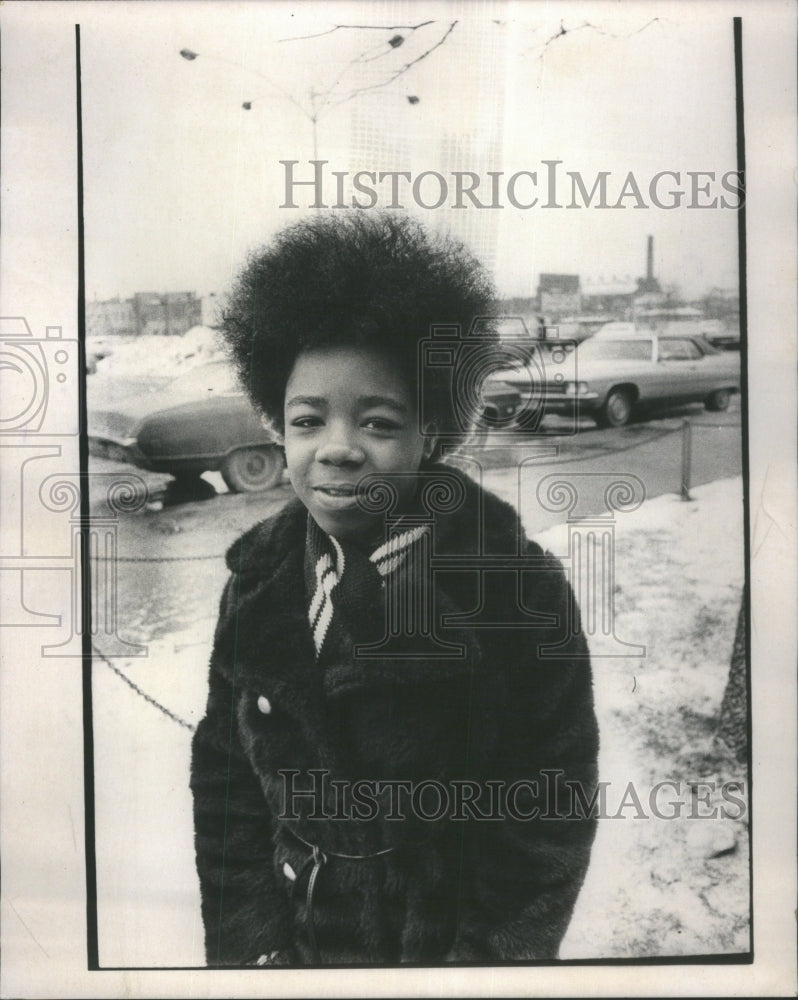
[190,212,599,966]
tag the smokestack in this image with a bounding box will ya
[646,235,654,281]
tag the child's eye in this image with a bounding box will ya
[290,415,323,429]
[362,416,402,432]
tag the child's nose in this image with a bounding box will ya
[315,426,365,466]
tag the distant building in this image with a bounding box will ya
[581,278,638,316]
[132,292,167,336]
[89,291,204,337]
[163,292,203,336]
[87,297,136,337]
[701,287,739,322]
[132,291,202,336]
[537,274,581,318]
[89,292,205,337]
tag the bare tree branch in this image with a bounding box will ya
[277,21,435,43]
[526,16,662,60]
[193,50,313,118]
[627,17,663,37]
[184,17,461,154]
[328,20,458,108]
[303,20,457,114]
[313,31,409,105]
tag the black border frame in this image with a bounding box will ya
[78,14,754,973]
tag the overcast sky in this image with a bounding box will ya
[80,1,741,303]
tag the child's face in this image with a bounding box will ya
[283,344,429,544]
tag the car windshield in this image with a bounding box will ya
[577,338,654,361]
[168,362,240,396]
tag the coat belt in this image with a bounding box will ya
[286,827,398,964]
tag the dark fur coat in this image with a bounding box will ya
[190,466,599,966]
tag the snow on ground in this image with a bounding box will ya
[90,327,226,380]
[93,625,212,967]
[91,475,747,966]
[555,476,747,958]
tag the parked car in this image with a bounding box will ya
[89,360,524,492]
[493,332,740,429]
[701,323,741,351]
[638,315,741,352]
[477,374,525,427]
[89,361,285,492]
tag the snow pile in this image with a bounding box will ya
[555,476,748,958]
[92,326,226,379]
[92,621,215,968]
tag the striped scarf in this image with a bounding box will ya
[304,516,429,661]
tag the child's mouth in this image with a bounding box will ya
[315,484,356,496]
[313,484,360,509]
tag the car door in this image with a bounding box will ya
[655,337,705,402]
[690,337,740,395]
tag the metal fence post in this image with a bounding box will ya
[680,419,693,501]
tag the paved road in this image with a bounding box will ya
[467,399,743,532]
[89,397,742,651]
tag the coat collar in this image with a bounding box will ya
[216,464,530,707]
[224,462,530,584]
[225,494,307,580]
[216,464,515,798]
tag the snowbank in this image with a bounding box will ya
[91,326,227,380]
[557,476,748,958]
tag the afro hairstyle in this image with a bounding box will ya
[221,211,498,454]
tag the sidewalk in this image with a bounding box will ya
[91,474,747,966]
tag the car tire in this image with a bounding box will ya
[221,446,284,493]
[164,474,217,505]
[705,389,731,412]
[480,404,525,430]
[514,405,545,433]
[598,389,633,428]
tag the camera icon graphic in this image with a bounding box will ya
[418,316,578,440]
[0,318,78,436]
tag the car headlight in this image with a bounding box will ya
[563,381,590,396]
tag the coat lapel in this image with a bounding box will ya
[213,468,533,778]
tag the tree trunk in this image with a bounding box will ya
[715,594,748,766]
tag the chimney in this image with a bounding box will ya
[646,235,654,281]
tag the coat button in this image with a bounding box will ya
[282,861,296,882]
[257,695,272,715]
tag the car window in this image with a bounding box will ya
[695,336,721,355]
[577,338,654,361]
[658,339,702,361]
